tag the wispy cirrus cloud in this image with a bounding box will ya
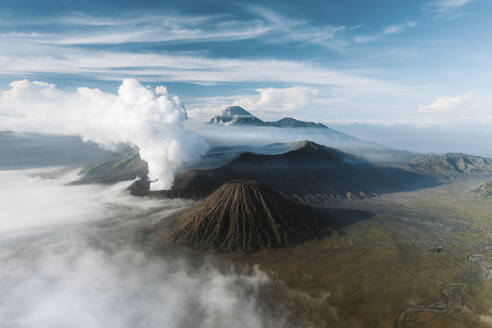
[249,7,349,50]
[354,21,417,44]
[1,4,482,129]
[0,8,349,49]
[0,45,412,96]
[0,8,413,86]
[0,13,270,45]
[424,0,474,17]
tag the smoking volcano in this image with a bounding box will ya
[172,180,329,253]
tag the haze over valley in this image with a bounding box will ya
[2,1,492,327]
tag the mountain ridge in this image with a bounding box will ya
[403,153,492,178]
[469,181,492,198]
[210,106,333,129]
[147,140,438,203]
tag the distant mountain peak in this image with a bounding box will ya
[209,106,265,126]
[209,106,330,129]
[222,106,253,117]
[296,140,322,149]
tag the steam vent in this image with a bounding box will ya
[173,180,327,253]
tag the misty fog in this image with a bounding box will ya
[0,131,111,170]
[186,122,374,149]
[329,123,492,158]
[0,168,285,328]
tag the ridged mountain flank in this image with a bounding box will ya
[172,180,327,253]
[405,153,492,178]
[470,181,492,198]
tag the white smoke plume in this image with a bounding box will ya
[0,79,209,190]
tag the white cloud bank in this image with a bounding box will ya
[417,92,472,112]
[0,79,208,190]
[232,87,319,113]
[0,169,284,328]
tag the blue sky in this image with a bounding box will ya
[0,0,491,130]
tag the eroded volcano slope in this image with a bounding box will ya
[172,180,329,253]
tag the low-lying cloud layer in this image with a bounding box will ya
[187,122,361,150]
[0,79,208,189]
[0,168,284,328]
[0,168,161,234]
[0,241,279,328]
